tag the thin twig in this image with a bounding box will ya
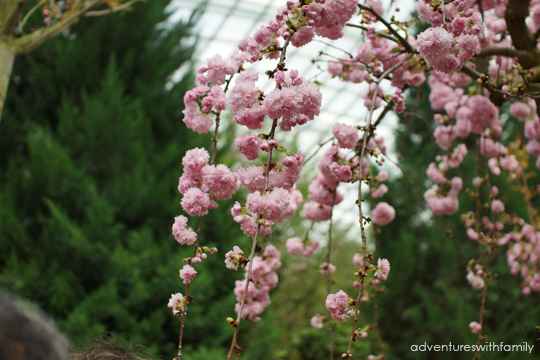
[18,0,46,34]
[84,0,138,16]
[326,192,337,360]
[227,37,291,360]
[314,39,354,58]
[303,137,334,166]
[176,213,206,360]
[177,72,236,360]
[369,183,388,360]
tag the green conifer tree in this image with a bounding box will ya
[0,1,246,357]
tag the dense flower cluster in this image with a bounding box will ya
[325,290,350,321]
[165,0,540,356]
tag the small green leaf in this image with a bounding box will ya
[314,80,324,86]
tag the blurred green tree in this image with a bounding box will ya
[0,1,247,357]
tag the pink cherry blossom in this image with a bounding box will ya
[172,216,197,245]
[310,314,324,328]
[167,293,185,316]
[371,202,396,226]
[332,123,358,149]
[179,265,197,285]
[181,187,211,216]
[374,258,391,281]
[469,321,481,334]
[325,290,350,321]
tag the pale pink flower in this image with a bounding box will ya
[179,265,197,284]
[303,241,320,257]
[181,187,211,216]
[286,237,304,255]
[167,293,185,316]
[371,184,388,199]
[374,258,391,281]
[172,216,197,245]
[466,271,485,290]
[304,202,332,221]
[310,314,324,328]
[332,123,358,149]
[353,253,363,267]
[225,246,244,271]
[325,290,350,321]
[469,321,482,334]
[291,27,315,47]
[427,162,447,184]
[237,165,265,193]
[371,202,396,226]
[320,262,337,276]
[491,200,505,213]
[182,102,214,134]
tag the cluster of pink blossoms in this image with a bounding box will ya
[416,0,482,73]
[233,245,281,321]
[325,290,350,321]
[178,148,239,216]
[419,0,539,294]
[496,222,540,293]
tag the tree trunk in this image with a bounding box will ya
[0,39,15,121]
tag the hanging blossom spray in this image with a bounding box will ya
[166,0,540,358]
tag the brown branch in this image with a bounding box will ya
[478,46,540,70]
[84,0,138,17]
[505,0,535,54]
[2,0,27,36]
[14,0,106,55]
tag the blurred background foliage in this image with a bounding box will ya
[0,1,539,360]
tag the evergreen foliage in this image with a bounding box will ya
[0,1,246,357]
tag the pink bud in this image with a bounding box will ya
[260,143,270,152]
